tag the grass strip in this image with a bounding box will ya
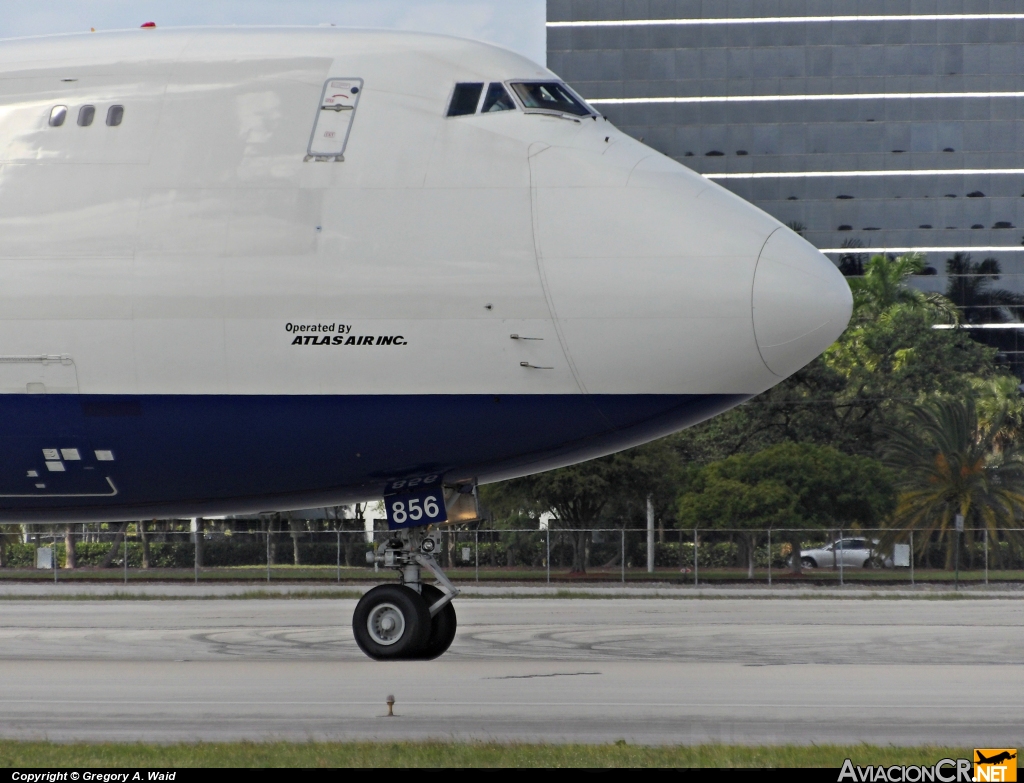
[1,566,1022,582]
[0,741,975,768]
[468,589,1019,601]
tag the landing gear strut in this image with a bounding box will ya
[354,527,460,660]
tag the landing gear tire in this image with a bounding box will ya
[353,584,431,660]
[361,527,461,661]
[406,584,457,660]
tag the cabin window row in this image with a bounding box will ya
[48,105,124,128]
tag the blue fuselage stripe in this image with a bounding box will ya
[0,393,748,521]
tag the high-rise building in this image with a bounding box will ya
[547,2,1024,370]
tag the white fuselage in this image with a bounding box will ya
[0,28,852,520]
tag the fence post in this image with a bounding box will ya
[954,520,962,591]
[52,531,57,585]
[910,530,914,586]
[125,528,129,585]
[474,530,479,583]
[767,528,772,587]
[838,530,844,587]
[545,528,550,584]
[266,526,271,583]
[336,529,341,584]
[693,529,698,587]
[679,528,684,573]
[984,528,988,587]
[646,495,655,574]
[193,524,198,585]
[621,529,625,584]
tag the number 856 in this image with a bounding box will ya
[391,495,440,525]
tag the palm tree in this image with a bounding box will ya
[883,397,1024,569]
[837,238,867,277]
[849,253,959,323]
[944,253,1024,375]
[971,375,1024,449]
[944,253,1024,324]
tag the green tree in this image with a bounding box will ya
[481,441,680,573]
[678,474,796,578]
[671,253,1002,461]
[676,443,895,574]
[0,524,19,568]
[883,397,1024,569]
[849,253,958,323]
[971,375,1024,448]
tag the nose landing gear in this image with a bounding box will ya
[353,584,431,659]
[414,583,458,660]
[354,528,460,660]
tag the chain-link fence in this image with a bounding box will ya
[1,523,1021,585]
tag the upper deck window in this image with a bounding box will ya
[447,83,483,117]
[106,105,124,126]
[481,83,515,113]
[510,82,591,117]
[49,106,67,127]
[77,105,95,126]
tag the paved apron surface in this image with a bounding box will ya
[0,598,1019,744]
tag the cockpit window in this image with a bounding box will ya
[510,82,592,117]
[481,83,515,113]
[447,83,484,117]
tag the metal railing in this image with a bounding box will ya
[0,524,1020,586]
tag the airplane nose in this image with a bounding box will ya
[752,227,853,378]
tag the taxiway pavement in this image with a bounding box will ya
[0,596,1020,745]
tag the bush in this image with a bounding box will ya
[0,537,376,569]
